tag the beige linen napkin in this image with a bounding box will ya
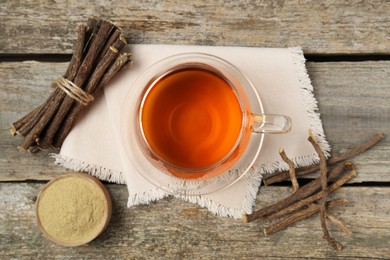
[53,45,330,219]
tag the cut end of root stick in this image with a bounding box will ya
[345,162,357,177]
[337,198,349,204]
[119,34,127,44]
[9,126,17,136]
[308,129,317,142]
[16,146,26,151]
[344,161,354,170]
[242,214,248,223]
[332,241,343,251]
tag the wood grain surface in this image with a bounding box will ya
[1,184,389,259]
[1,0,390,258]
[1,1,390,54]
[1,61,388,182]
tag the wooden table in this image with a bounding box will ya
[1,1,389,258]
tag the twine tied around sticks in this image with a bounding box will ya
[52,76,94,106]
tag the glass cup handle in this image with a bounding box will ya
[251,113,292,134]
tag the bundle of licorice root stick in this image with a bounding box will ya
[10,18,131,153]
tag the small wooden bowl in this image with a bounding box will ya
[35,173,112,247]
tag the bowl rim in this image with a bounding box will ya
[35,173,112,247]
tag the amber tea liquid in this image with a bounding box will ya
[140,67,243,176]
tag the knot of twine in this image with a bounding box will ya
[52,77,94,106]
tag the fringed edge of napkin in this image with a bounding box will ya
[241,48,330,177]
[179,167,263,219]
[125,166,263,219]
[288,47,331,161]
[51,151,260,219]
[50,153,126,184]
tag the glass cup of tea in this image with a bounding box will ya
[121,52,291,195]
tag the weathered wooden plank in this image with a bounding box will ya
[0,62,69,180]
[1,60,389,182]
[1,1,390,54]
[307,61,390,183]
[0,183,389,258]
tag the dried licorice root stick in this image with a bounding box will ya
[83,19,102,55]
[263,198,348,236]
[326,213,352,236]
[25,20,114,151]
[15,24,89,150]
[65,25,88,83]
[279,148,299,193]
[264,162,356,221]
[11,19,130,152]
[242,162,347,223]
[97,29,121,62]
[10,105,42,136]
[308,130,342,251]
[52,50,132,149]
[12,25,88,140]
[98,51,132,87]
[34,21,113,145]
[38,34,126,150]
[264,133,384,186]
[50,38,127,149]
[12,19,120,152]
[16,89,59,137]
[18,91,66,151]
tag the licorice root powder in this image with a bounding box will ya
[36,174,110,246]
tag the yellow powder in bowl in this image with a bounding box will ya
[36,173,111,247]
